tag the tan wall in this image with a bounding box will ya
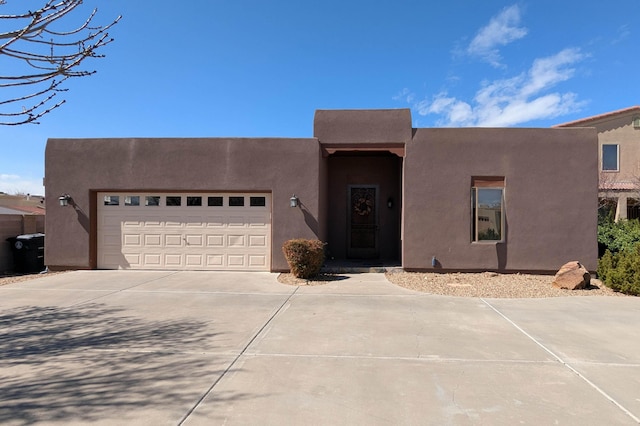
[0,215,45,273]
[403,127,599,272]
[593,114,640,185]
[45,138,321,271]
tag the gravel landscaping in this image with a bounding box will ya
[0,271,67,286]
[279,271,630,298]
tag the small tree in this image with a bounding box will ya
[0,0,120,125]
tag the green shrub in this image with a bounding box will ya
[282,239,325,279]
[598,217,640,255]
[597,244,640,296]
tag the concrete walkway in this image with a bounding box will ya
[0,271,639,425]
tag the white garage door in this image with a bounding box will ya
[97,192,271,271]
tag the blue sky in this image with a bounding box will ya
[1,0,638,195]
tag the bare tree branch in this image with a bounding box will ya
[0,0,120,125]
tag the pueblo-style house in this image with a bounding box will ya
[45,109,598,273]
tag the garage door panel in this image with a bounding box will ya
[228,255,245,266]
[249,235,267,247]
[103,234,121,246]
[185,217,205,227]
[206,254,224,266]
[164,254,182,267]
[123,218,143,227]
[249,255,267,267]
[98,192,271,271]
[124,253,141,267]
[123,234,141,247]
[165,234,183,246]
[185,234,203,246]
[228,217,246,227]
[144,234,162,246]
[102,216,122,227]
[205,217,225,227]
[185,254,204,266]
[143,253,162,266]
[228,235,245,247]
[206,235,224,247]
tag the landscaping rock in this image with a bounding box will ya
[552,261,590,290]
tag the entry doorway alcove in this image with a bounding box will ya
[324,151,402,263]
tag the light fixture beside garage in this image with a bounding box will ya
[58,194,72,207]
[290,194,299,208]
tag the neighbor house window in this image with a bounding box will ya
[602,144,619,171]
[472,177,505,242]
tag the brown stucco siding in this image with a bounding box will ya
[403,127,598,272]
[314,109,412,144]
[45,137,322,271]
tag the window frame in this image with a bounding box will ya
[471,177,505,244]
[601,144,619,172]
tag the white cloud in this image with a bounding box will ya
[612,24,630,44]
[0,174,44,196]
[401,48,586,127]
[392,88,416,104]
[467,4,528,67]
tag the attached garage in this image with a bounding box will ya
[97,192,271,271]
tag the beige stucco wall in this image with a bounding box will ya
[403,127,599,272]
[557,108,640,220]
[589,113,640,183]
[45,137,322,271]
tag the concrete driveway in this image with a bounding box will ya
[0,271,639,425]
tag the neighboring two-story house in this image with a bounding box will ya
[555,106,640,221]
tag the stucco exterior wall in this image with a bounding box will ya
[314,109,412,144]
[45,137,321,271]
[403,127,599,272]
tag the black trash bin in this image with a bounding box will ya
[6,233,45,273]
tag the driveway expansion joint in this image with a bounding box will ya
[481,297,640,424]
[177,286,299,425]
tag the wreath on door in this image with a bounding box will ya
[354,197,373,216]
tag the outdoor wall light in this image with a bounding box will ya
[387,197,394,209]
[58,194,71,207]
[290,194,299,208]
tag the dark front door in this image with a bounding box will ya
[348,185,378,258]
